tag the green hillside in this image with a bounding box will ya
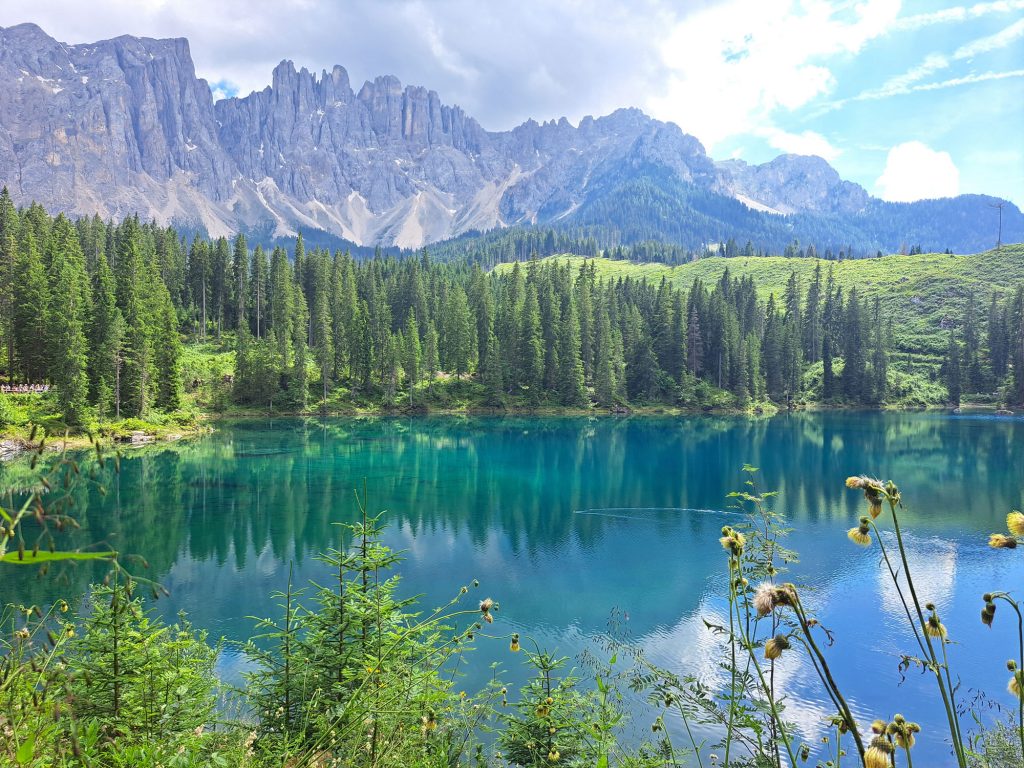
[497,243,1024,359]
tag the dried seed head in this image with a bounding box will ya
[989,533,1018,549]
[753,582,776,616]
[764,634,791,660]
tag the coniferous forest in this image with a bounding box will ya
[0,188,1022,437]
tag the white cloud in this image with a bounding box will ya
[828,19,1024,109]
[954,16,1024,58]
[875,141,961,201]
[647,0,899,151]
[758,127,842,161]
[890,0,1024,32]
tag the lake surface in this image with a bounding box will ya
[5,413,1024,765]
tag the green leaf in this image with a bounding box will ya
[16,733,35,765]
[2,550,116,565]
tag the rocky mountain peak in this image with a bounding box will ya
[0,23,1018,251]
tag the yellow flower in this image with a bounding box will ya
[1007,511,1024,536]
[924,614,947,641]
[510,633,520,652]
[845,476,863,489]
[848,524,871,547]
[547,748,560,762]
[867,497,883,519]
[989,533,1018,549]
[718,526,746,556]
[865,736,894,768]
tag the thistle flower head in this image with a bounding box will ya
[753,582,776,616]
[764,634,791,660]
[1009,670,1022,699]
[865,736,894,768]
[719,526,746,556]
[924,612,947,641]
[1007,511,1024,536]
[848,517,872,547]
[420,711,437,732]
[989,533,1018,549]
[547,748,560,762]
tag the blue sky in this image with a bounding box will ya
[1,0,1021,205]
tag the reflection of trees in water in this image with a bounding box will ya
[4,414,1021,612]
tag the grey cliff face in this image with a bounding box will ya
[716,154,869,216]
[0,23,1014,252]
[0,23,234,229]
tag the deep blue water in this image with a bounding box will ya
[5,412,1023,765]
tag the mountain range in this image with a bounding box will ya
[0,22,1020,254]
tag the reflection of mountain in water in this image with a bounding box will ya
[4,413,1022,613]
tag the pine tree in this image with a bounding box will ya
[0,188,17,378]
[520,284,544,399]
[309,250,334,407]
[402,310,421,400]
[45,217,91,425]
[232,234,249,331]
[14,227,49,382]
[803,262,823,362]
[479,327,504,406]
[841,288,867,404]
[822,334,835,401]
[944,330,962,405]
[423,320,439,393]
[154,283,183,411]
[443,285,475,378]
[114,218,152,417]
[557,293,587,406]
[1008,286,1024,405]
[870,298,888,404]
[593,298,616,406]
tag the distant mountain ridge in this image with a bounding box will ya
[0,22,1020,253]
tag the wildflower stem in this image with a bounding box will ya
[671,699,703,768]
[868,520,928,659]
[790,595,866,762]
[724,557,738,768]
[729,561,798,768]
[994,595,1024,764]
[887,504,967,768]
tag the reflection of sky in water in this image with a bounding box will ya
[4,412,1024,765]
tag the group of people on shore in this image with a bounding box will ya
[1,383,50,394]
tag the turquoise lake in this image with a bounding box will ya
[5,412,1024,765]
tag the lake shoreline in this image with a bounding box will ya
[0,400,1009,462]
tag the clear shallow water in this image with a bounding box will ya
[5,412,1024,765]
